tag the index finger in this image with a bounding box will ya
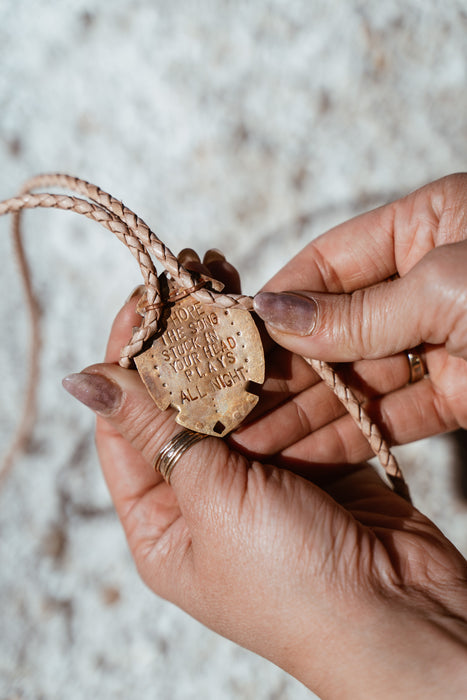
[263,174,467,294]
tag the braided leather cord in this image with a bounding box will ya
[12,175,254,366]
[0,174,410,499]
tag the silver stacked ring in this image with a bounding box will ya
[154,429,209,484]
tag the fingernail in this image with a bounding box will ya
[62,372,122,415]
[178,248,201,265]
[125,285,145,304]
[253,292,318,336]
[203,248,226,265]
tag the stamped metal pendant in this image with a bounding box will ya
[134,277,265,437]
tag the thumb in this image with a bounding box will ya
[62,363,239,524]
[253,249,460,361]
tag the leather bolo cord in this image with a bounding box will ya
[0,174,411,502]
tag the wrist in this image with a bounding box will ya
[287,595,467,699]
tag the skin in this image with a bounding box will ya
[248,173,467,468]
[71,176,467,698]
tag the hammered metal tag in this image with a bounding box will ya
[134,280,265,437]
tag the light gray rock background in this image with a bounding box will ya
[0,1,466,699]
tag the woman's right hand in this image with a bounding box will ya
[67,246,467,700]
[243,174,467,468]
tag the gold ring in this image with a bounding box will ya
[406,347,426,383]
[154,429,209,484]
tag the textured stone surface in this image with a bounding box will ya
[1,2,467,698]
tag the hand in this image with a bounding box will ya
[250,173,467,469]
[62,246,467,698]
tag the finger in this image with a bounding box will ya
[64,360,260,614]
[233,352,414,456]
[275,376,457,473]
[203,249,242,294]
[179,247,242,296]
[263,204,398,294]
[65,367,171,511]
[94,414,196,608]
[178,247,201,266]
[248,346,412,421]
[95,414,178,520]
[255,239,467,362]
[232,378,347,456]
[254,278,415,362]
[106,286,145,363]
[65,363,239,527]
[177,247,211,280]
[262,174,467,295]
[88,367,199,607]
[238,342,414,441]
[337,352,413,397]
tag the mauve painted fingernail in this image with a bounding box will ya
[253,292,318,336]
[62,372,122,415]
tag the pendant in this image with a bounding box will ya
[134,275,265,437]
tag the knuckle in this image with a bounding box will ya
[317,290,364,356]
[438,172,467,204]
[345,289,380,357]
[426,173,467,216]
[428,174,467,243]
[291,397,312,438]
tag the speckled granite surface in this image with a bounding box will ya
[1,2,467,699]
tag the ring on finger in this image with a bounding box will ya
[154,429,209,484]
[406,346,427,383]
